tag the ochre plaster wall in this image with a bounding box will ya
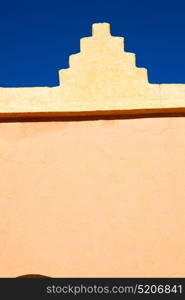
[0,117,184,277]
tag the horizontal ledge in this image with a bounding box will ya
[0,107,185,122]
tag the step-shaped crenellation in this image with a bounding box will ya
[68,51,136,69]
[134,67,148,83]
[1,22,185,117]
[80,22,124,53]
[92,22,111,37]
[60,22,149,86]
[69,53,82,68]
[121,52,136,69]
[80,36,124,54]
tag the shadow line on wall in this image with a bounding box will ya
[0,108,185,123]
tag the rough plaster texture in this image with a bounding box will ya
[0,23,185,116]
[0,118,184,277]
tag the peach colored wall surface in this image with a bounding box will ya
[0,117,184,277]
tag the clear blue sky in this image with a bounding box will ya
[0,0,185,87]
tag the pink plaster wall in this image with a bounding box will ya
[0,117,184,277]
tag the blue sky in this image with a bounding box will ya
[0,0,185,87]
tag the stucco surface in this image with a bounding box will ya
[0,23,185,117]
[0,117,184,277]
